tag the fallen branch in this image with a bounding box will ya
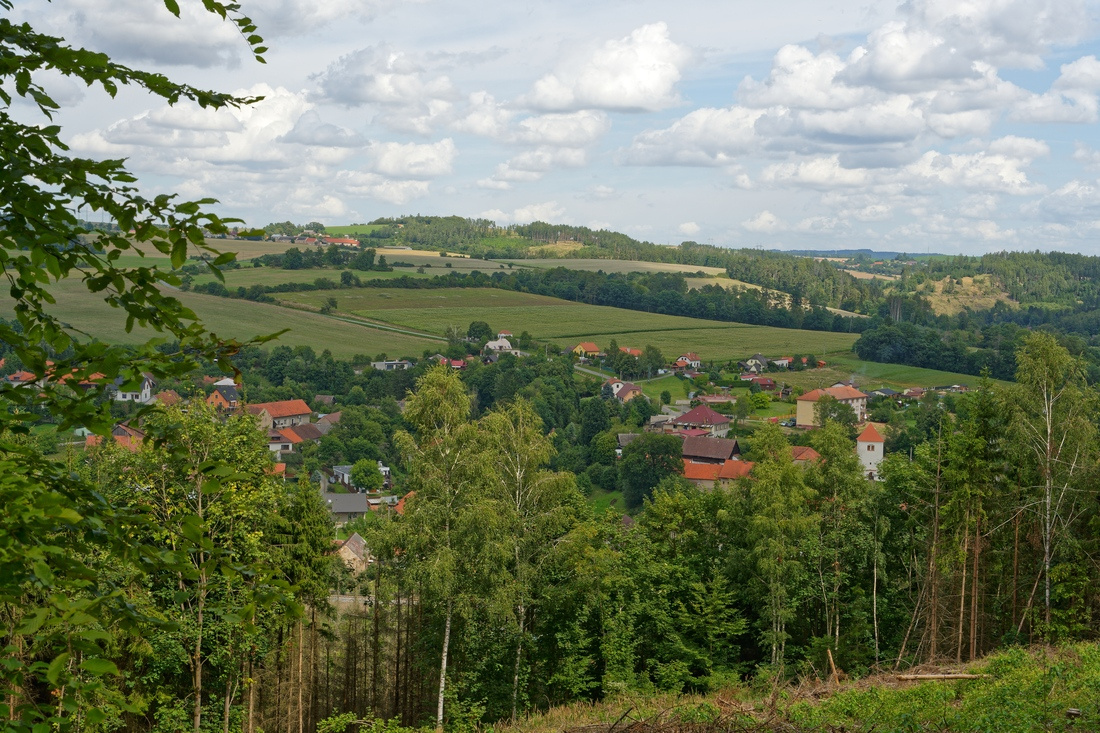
[896,673,988,680]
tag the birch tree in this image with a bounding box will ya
[1010,332,1097,635]
[396,367,494,731]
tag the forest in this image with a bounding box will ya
[7,333,1100,733]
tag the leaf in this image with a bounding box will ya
[46,652,71,686]
[79,658,119,676]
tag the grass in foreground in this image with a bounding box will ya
[494,644,1100,733]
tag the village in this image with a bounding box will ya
[6,327,975,535]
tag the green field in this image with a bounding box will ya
[22,280,440,360]
[280,287,861,361]
[509,258,726,276]
[639,374,692,402]
[323,225,385,236]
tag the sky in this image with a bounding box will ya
[12,0,1100,253]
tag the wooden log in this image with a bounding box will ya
[896,673,988,680]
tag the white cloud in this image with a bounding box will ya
[63,0,243,67]
[451,92,515,138]
[742,210,784,233]
[525,23,690,112]
[762,156,870,189]
[516,111,610,147]
[624,107,762,166]
[485,202,567,224]
[367,139,456,179]
[678,221,700,235]
[313,46,457,133]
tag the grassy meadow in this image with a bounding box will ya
[25,280,440,360]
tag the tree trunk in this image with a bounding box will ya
[372,563,382,713]
[956,526,968,664]
[298,619,304,733]
[929,434,942,662]
[222,670,234,733]
[436,600,453,732]
[969,516,980,661]
[247,657,256,733]
[193,593,204,733]
[873,514,880,664]
[511,602,525,721]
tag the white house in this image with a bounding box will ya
[111,374,156,404]
[485,337,513,352]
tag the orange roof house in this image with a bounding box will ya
[246,399,312,430]
[795,385,869,428]
[791,445,822,464]
[572,342,600,358]
[681,459,754,488]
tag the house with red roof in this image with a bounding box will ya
[572,342,600,358]
[795,385,869,427]
[681,458,754,488]
[247,399,313,430]
[668,404,731,437]
[791,445,821,465]
[857,423,885,480]
[619,346,643,358]
[85,422,146,452]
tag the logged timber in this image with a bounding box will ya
[896,673,988,680]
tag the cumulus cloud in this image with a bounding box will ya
[516,111,611,147]
[60,0,245,67]
[483,202,567,224]
[366,139,456,179]
[742,210,784,233]
[678,221,700,235]
[524,23,690,112]
[313,46,457,133]
[451,92,515,138]
[280,111,364,147]
[624,107,761,166]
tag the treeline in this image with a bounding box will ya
[853,320,1023,381]
[914,250,1100,307]
[853,317,1100,383]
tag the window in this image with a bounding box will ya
[867,445,875,452]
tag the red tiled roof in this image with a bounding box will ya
[156,390,182,406]
[247,399,312,419]
[857,423,885,443]
[681,459,754,481]
[279,423,324,443]
[797,385,868,402]
[791,445,821,463]
[575,341,599,352]
[672,404,730,426]
[682,435,738,460]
